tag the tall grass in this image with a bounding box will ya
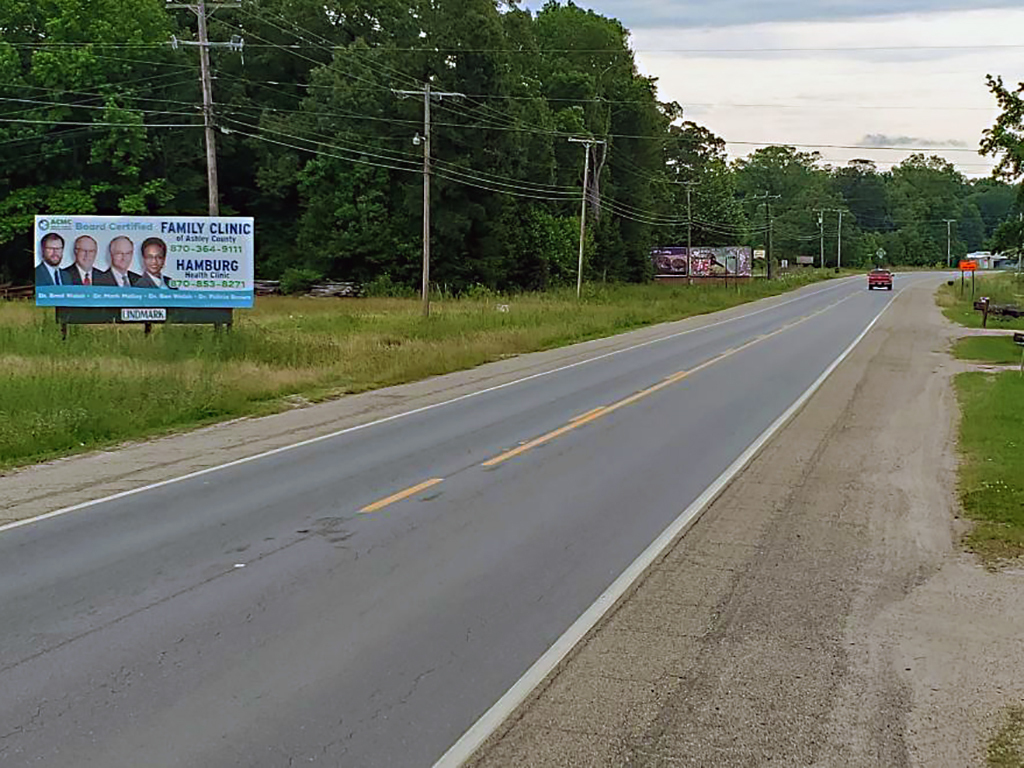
[937,272,1024,330]
[0,271,838,469]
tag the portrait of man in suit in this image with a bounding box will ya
[35,233,66,286]
[137,237,176,289]
[94,236,141,288]
[61,235,100,286]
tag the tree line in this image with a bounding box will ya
[2,0,1022,291]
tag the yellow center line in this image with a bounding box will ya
[603,370,689,412]
[360,478,444,514]
[481,291,859,468]
[483,407,609,467]
[571,406,608,423]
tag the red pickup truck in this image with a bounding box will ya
[867,268,893,290]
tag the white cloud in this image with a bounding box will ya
[858,134,968,148]
[625,8,1024,175]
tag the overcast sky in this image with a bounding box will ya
[524,0,1024,177]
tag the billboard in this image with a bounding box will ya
[651,247,689,276]
[34,215,254,308]
[651,246,753,278]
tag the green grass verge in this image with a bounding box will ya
[954,336,1024,366]
[0,272,842,470]
[955,371,1024,563]
[989,706,1024,768]
[937,273,1024,330]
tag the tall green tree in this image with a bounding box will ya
[734,146,842,264]
[0,0,193,279]
[981,74,1024,185]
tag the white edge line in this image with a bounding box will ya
[0,277,858,536]
[432,284,905,768]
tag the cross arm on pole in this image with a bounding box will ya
[393,89,465,99]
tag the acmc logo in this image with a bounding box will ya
[37,219,49,231]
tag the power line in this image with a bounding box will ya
[0,70,200,98]
[217,43,1024,54]
[193,74,996,114]
[222,116,422,169]
[225,115,773,234]
[0,117,201,127]
[230,127,422,175]
[0,95,198,118]
[225,115,581,196]
[220,106,425,154]
[255,10,428,93]
[233,126,584,205]
[456,95,996,112]
[225,8,396,95]
[7,41,1023,52]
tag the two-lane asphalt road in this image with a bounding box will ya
[0,275,925,766]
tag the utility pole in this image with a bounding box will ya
[687,185,692,274]
[679,181,699,280]
[568,137,606,298]
[196,1,218,215]
[813,209,825,269]
[394,84,464,317]
[943,219,957,268]
[756,193,780,279]
[168,0,242,216]
[817,208,844,272]
[837,210,843,272]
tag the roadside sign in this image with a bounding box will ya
[959,260,978,271]
[876,248,886,260]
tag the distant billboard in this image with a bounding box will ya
[651,247,689,276]
[34,215,254,308]
[651,246,752,278]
